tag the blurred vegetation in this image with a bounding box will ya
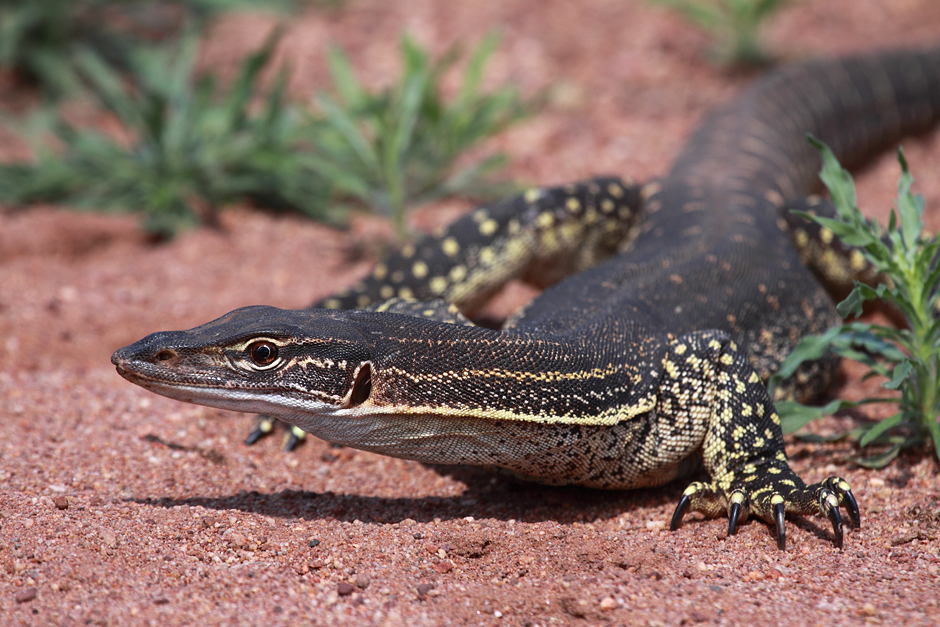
[0,30,338,238]
[309,33,531,239]
[0,0,531,238]
[651,0,789,67]
[0,0,298,98]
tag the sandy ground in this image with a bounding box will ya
[3,0,940,625]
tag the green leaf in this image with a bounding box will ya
[388,72,427,167]
[917,240,940,290]
[883,359,913,390]
[326,46,366,108]
[776,398,854,435]
[924,316,940,350]
[316,93,382,173]
[220,26,283,131]
[858,411,905,446]
[809,135,858,219]
[833,324,907,362]
[852,443,903,469]
[399,34,428,77]
[795,431,850,443]
[927,417,940,465]
[458,31,500,106]
[805,214,875,247]
[768,325,843,398]
[895,147,924,259]
[74,47,143,129]
[836,282,878,319]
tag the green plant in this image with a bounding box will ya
[0,30,334,237]
[1,30,531,239]
[652,0,789,67]
[1,0,120,97]
[770,138,940,468]
[0,0,298,98]
[306,32,531,239]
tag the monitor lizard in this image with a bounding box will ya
[112,46,940,550]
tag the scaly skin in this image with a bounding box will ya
[113,47,940,549]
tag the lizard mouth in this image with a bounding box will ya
[112,347,344,417]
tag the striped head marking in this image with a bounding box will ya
[111,306,375,415]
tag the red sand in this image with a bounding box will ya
[2,1,940,625]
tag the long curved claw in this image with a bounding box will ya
[844,489,861,529]
[822,477,861,529]
[773,500,786,551]
[838,483,860,529]
[282,425,307,452]
[726,490,746,538]
[670,494,692,531]
[827,504,844,550]
[244,426,266,445]
[727,501,742,537]
[672,474,861,550]
[245,415,276,446]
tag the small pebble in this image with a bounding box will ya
[308,539,320,548]
[53,497,69,510]
[416,583,435,598]
[15,588,37,603]
[337,582,355,596]
[599,597,617,610]
[354,574,371,589]
[432,561,453,574]
[100,530,118,548]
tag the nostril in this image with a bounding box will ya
[155,349,177,362]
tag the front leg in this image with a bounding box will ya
[666,331,860,550]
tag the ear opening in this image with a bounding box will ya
[348,361,373,407]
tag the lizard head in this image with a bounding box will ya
[111,306,375,417]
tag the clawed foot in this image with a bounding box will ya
[670,475,860,550]
[245,415,307,452]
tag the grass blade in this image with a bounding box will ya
[326,46,366,108]
[316,93,382,173]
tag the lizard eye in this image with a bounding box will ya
[247,341,279,366]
